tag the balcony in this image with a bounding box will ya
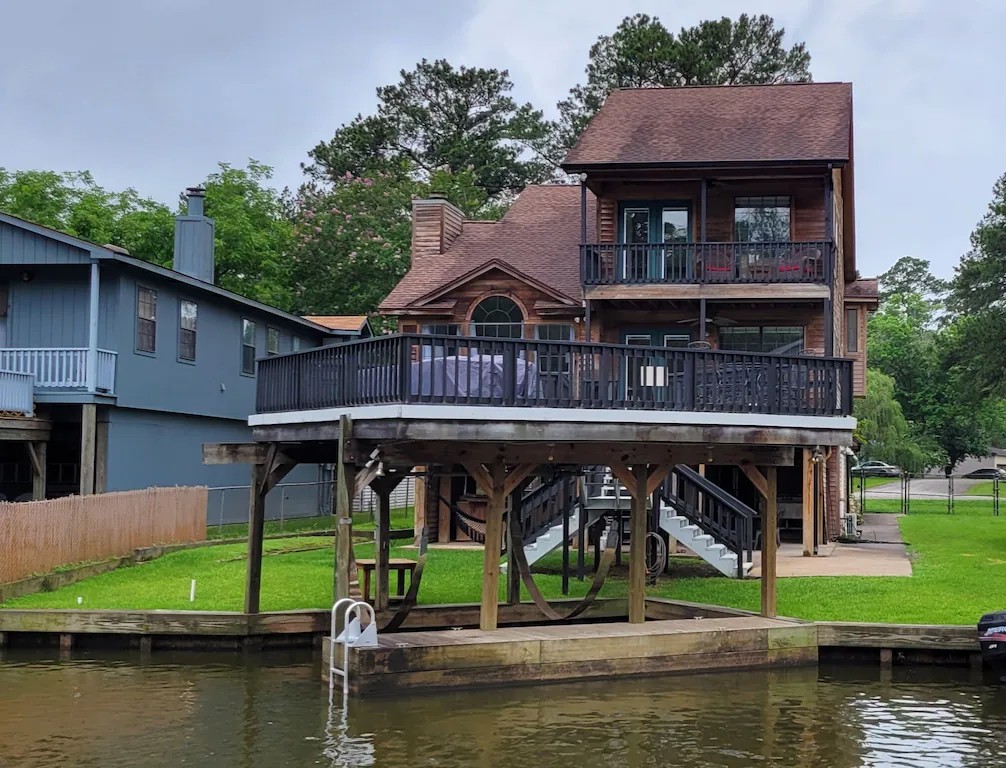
[0,349,117,415]
[581,241,830,286]
[255,334,852,418]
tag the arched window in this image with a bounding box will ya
[470,296,523,338]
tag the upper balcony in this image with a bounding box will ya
[0,348,117,416]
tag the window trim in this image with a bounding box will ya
[845,307,860,354]
[241,318,257,376]
[733,196,793,243]
[617,201,692,280]
[469,295,525,339]
[177,298,198,364]
[266,326,280,356]
[719,325,805,355]
[135,284,157,356]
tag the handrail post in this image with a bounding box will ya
[86,263,100,393]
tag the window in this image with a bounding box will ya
[620,203,691,280]
[241,319,257,374]
[420,323,460,360]
[719,326,804,354]
[535,324,574,375]
[846,308,859,353]
[734,197,791,242]
[136,286,157,353]
[470,296,523,338]
[178,300,197,361]
[292,337,301,352]
[266,327,280,356]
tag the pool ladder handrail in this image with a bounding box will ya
[329,599,378,700]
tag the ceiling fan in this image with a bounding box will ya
[677,315,739,327]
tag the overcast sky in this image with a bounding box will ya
[2,0,1003,279]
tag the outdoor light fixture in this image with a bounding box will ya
[375,461,385,478]
[578,172,588,182]
[811,446,825,463]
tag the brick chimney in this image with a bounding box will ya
[411,194,464,258]
[173,187,215,283]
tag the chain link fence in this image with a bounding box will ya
[206,476,415,534]
[853,471,1002,515]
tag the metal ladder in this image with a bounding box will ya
[329,598,379,702]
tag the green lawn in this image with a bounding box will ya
[852,476,898,492]
[5,505,1006,624]
[966,481,1001,497]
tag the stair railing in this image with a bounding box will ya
[659,465,755,579]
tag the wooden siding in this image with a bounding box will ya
[595,178,827,244]
[396,269,582,337]
[411,199,464,258]
[844,304,867,396]
[0,222,91,265]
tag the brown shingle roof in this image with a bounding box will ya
[380,185,594,311]
[845,278,879,301]
[302,315,369,332]
[563,83,852,169]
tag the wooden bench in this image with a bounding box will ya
[355,558,417,603]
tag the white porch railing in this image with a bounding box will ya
[0,348,117,394]
[0,370,35,416]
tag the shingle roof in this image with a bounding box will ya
[302,315,369,332]
[845,278,879,301]
[380,185,594,310]
[563,83,852,168]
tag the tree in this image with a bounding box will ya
[0,169,174,264]
[306,59,553,206]
[551,13,812,159]
[950,172,1006,398]
[199,161,293,308]
[854,370,933,473]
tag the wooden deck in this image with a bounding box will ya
[326,615,818,694]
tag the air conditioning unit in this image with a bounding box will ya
[843,513,859,539]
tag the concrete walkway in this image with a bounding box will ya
[749,514,912,578]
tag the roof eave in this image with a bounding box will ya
[562,158,849,174]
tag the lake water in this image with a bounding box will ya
[2,649,1005,767]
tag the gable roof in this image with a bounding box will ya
[0,211,334,335]
[380,185,595,311]
[563,83,853,170]
[302,315,371,335]
[845,278,879,303]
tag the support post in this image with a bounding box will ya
[334,416,356,601]
[79,403,97,496]
[505,480,524,605]
[28,441,47,501]
[245,462,266,614]
[94,417,108,494]
[86,261,99,393]
[481,459,507,631]
[374,483,392,611]
[760,466,778,618]
[802,448,815,557]
[561,484,570,596]
[699,297,707,346]
[629,464,647,624]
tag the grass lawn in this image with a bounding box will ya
[852,476,898,492]
[966,481,1001,497]
[5,503,1006,624]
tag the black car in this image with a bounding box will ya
[963,467,1006,480]
[851,461,901,478]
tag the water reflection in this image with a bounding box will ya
[0,650,1005,768]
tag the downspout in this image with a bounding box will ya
[87,261,100,393]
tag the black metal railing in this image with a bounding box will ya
[580,241,830,285]
[659,465,755,579]
[256,333,853,417]
[518,474,579,546]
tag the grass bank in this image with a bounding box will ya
[4,504,1005,624]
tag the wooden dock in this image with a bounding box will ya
[325,614,818,694]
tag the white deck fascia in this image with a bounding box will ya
[249,403,855,433]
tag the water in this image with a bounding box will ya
[2,649,1005,768]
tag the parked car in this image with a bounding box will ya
[963,467,1006,480]
[851,461,901,478]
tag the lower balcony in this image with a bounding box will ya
[581,241,830,286]
[255,334,852,418]
[0,348,117,416]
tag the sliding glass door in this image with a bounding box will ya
[619,203,691,281]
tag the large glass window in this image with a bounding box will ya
[136,286,157,353]
[734,197,791,242]
[719,326,804,354]
[846,308,859,353]
[266,327,280,356]
[535,324,574,375]
[241,319,257,374]
[420,323,461,360]
[178,300,197,361]
[470,296,523,338]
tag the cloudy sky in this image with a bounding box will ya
[2,0,1003,279]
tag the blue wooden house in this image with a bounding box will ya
[0,188,352,504]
